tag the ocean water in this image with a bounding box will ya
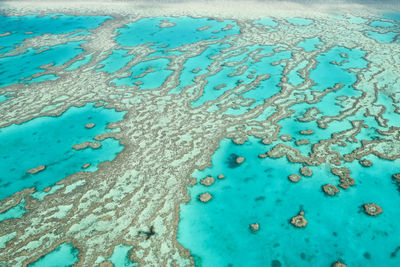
[93,244,137,266]
[369,20,396,28]
[0,14,110,53]
[310,46,367,91]
[254,18,278,27]
[0,199,26,222]
[65,52,93,71]
[0,103,125,201]
[28,243,79,267]
[0,41,86,88]
[109,245,137,267]
[169,42,232,94]
[0,14,111,88]
[178,138,400,267]
[112,58,173,89]
[96,49,134,74]
[383,12,400,22]
[346,15,368,24]
[296,37,323,51]
[365,30,398,43]
[115,17,240,50]
[176,13,400,267]
[191,45,290,110]
[25,74,59,85]
[287,60,308,86]
[112,16,241,90]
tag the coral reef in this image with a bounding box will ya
[199,193,212,203]
[26,165,46,174]
[200,176,215,186]
[363,203,383,216]
[322,184,340,196]
[290,211,307,228]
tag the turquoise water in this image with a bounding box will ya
[0,103,125,201]
[112,58,173,89]
[310,46,368,91]
[66,53,93,71]
[176,16,400,265]
[0,14,110,54]
[178,138,400,266]
[109,244,137,267]
[0,14,111,88]
[115,17,240,50]
[296,37,323,52]
[375,93,400,127]
[28,243,79,267]
[369,20,396,28]
[347,15,368,24]
[31,184,64,201]
[191,45,290,110]
[287,60,307,86]
[112,17,240,90]
[1,12,399,266]
[169,42,232,94]
[0,41,85,88]
[365,30,398,43]
[383,12,400,23]
[0,199,26,222]
[97,49,134,74]
[25,74,59,85]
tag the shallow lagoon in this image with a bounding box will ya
[0,103,125,201]
[112,58,173,89]
[0,41,86,88]
[108,245,137,267]
[115,17,240,50]
[178,138,400,267]
[0,14,110,54]
[28,243,79,267]
[97,49,134,74]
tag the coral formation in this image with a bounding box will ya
[363,203,383,216]
[200,176,215,186]
[288,174,301,183]
[26,165,46,174]
[290,211,307,228]
[199,193,212,203]
[322,184,340,196]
